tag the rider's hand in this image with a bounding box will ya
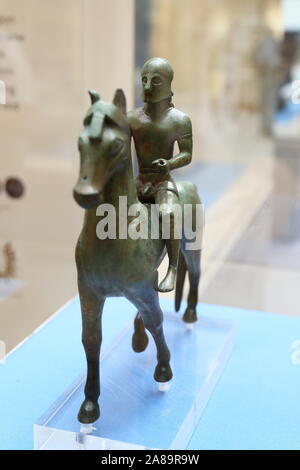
[152,158,169,173]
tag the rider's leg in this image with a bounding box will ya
[156,190,181,292]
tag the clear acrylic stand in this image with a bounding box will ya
[35,312,234,450]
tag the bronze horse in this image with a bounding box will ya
[73,89,203,424]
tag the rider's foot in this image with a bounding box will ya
[157,265,176,292]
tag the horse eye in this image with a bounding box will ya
[108,138,124,157]
[90,136,102,145]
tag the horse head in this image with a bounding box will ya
[73,89,130,209]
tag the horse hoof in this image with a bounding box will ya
[183,307,197,323]
[154,363,173,382]
[77,399,100,424]
[132,332,149,352]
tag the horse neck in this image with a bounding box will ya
[102,148,138,208]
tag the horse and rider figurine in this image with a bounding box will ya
[73,58,204,424]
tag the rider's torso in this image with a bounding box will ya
[128,107,182,170]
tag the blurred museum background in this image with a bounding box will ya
[1,0,300,351]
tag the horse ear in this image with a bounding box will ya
[113,89,126,115]
[88,90,101,104]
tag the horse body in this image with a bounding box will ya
[73,89,203,424]
[76,206,166,297]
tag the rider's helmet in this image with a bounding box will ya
[141,57,174,103]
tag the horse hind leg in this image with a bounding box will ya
[127,285,172,382]
[132,312,149,352]
[182,248,201,323]
[175,192,203,323]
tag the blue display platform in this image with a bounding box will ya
[1,297,300,450]
[34,313,234,450]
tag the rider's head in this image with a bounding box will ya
[141,57,174,104]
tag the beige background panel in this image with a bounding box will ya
[148,0,282,164]
[0,0,134,352]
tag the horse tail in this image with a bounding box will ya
[175,248,187,312]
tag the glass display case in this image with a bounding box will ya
[1,0,300,452]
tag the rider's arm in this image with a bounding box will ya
[167,115,192,171]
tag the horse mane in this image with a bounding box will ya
[85,100,130,141]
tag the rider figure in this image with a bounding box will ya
[128,57,193,292]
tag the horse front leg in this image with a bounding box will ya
[126,284,173,383]
[77,278,105,424]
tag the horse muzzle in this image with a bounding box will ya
[73,183,103,209]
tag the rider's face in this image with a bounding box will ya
[141,65,172,103]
